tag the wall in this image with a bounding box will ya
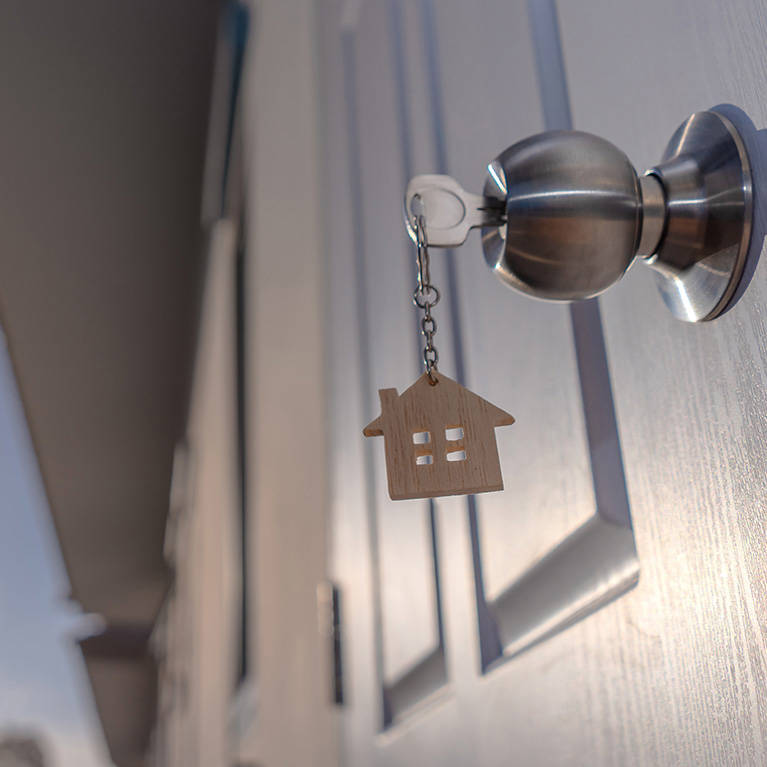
[154,2,340,766]
[153,221,240,767]
[237,0,340,764]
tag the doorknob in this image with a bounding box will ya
[404,110,752,322]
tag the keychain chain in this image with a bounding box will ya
[412,208,440,385]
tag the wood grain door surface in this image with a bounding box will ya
[319,0,767,764]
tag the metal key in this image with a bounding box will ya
[404,174,505,248]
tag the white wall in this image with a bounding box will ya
[154,221,240,767]
[155,3,340,765]
[236,0,340,764]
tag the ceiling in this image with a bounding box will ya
[0,1,221,626]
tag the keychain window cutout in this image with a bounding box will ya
[364,372,514,500]
[412,431,431,444]
[414,442,433,466]
[445,426,463,441]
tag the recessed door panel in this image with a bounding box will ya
[431,0,626,657]
[321,0,447,723]
[353,0,443,693]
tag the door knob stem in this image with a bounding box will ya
[637,174,665,259]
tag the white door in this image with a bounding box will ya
[318,0,767,764]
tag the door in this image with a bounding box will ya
[318,0,767,764]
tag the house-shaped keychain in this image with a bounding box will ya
[363,372,515,500]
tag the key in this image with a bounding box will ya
[404,174,505,248]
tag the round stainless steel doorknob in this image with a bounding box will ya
[481,131,653,301]
[406,110,753,322]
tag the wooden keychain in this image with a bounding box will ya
[363,206,515,501]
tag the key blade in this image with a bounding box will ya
[404,174,505,248]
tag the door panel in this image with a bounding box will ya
[320,0,767,764]
[557,0,767,762]
[321,0,642,762]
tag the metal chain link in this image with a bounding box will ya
[412,209,440,384]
